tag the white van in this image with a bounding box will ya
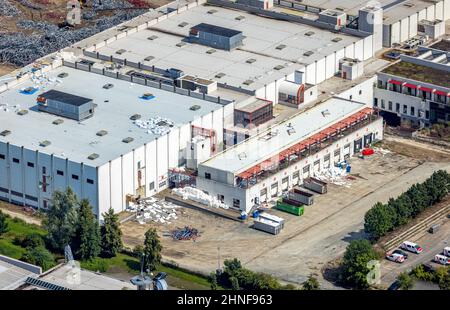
[400,241,423,254]
[444,247,450,257]
[434,254,450,265]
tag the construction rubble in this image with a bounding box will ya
[0,0,21,17]
[171,226,200,241]
[133,116,174,136]
[313,166,351,187]
[172,186,230,209]
[127,197,180,225]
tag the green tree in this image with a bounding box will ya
[21,246,55,271]
[251,272,282,290]
[389,194,413,225]
[397,272,414,290]
[435,267,450,290]
[143,228,162,272]
[0,210,9,235]
[364,202,396,241]
[100,207,123,258]
[341,239,379,289]
[230,276,240,290]
[302,275,320,290]
[72,199,101,260]
[44,187,78,252]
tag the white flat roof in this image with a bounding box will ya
[201,97,366,174]
[94,4,359,91]
[0,259,36,290]
[297,0,436,24]
[0,66,222,166]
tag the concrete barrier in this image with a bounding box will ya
[0,255,42,275]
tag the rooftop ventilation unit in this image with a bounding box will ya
[235,15,245,20]
[176,42,187,47]
[178,22,188,27]
[190,105,201,111]
[206,49,216,54]
[144,56,154,61]
[53,119,64,125]
[243,79,254,86]
[0,130,11,137]
[147,35,158,40]
[37,90,94,121]
[40,140,51,147]
[122,137,134,143]
[215,72,226,78]
[207,9,218,14]
[17,109,28,116]
[116,49,126,55]
[332,37,343,42]
[305,31,315,36]
[188,23,243,51]
[130,114,141,121]
[96,130,108,136]
[246,58,256,64]
[88,153,99,160]
[303,51,314,57]
[273,65,284,70]
[276,44,286,50]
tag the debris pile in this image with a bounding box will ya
[133,116,174,136]
[171,226,200,241]
[313,166,350,187]
[373,147,391,156]
[172,186,230,209]
[0,0,21,17]
[128,197,180,225]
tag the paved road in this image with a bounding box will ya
[380,220,450,288]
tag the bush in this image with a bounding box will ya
[21,246,55,271]
[0,211,9,235]
[21,233,45,248]
[302,275,320,290]
[411,265,435,282]
[81,257,109,273]
[397,272,414,290]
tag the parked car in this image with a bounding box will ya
[434,254,450,266]
[386,253,405,263]
[400,241,423,254]
[393,249,409,259]
[443,247,450,257]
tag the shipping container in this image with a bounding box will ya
[253,217,283,235]
[289,186,314,205]
[276,199,304,216]
[303,177,328,194]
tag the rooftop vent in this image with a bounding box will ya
[235,15,245,20]
[147,35,158,40]
[122,137,134,143]
[215,72,226,78]
[305,31,315,36]
[190,105,201,111]
[130,114,141,121]
[176,42,187,47]
[144,56,154,61]
[243,79,254,86]
[207,9,218,14]
[53,119,64,125]
[17,109,28,116]
[0,130,11,137]
[303,51,314,57]
[332,37,343,42]
[276,44,287,50]
[246,58,256,64]
[273,65,284,70]
[88,153,99,160]
[39,140,51,147]
[116,49,126,55]
[117,26,129,31]
[206,49,216,54]
[178,22,188,27]
[96,130,108,137]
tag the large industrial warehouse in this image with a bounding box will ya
[1,0,447,218]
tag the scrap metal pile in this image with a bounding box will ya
[128,197,180,225]
[171,226,200,241]
[0,1,147,67]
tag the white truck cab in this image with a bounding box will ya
[434,254,450,265]
[400,241,423,254]
[443,247,450,257]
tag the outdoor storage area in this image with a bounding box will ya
[120,146,450,287]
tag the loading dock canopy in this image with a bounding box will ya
[236,107,373,179]
[388,79,403,85]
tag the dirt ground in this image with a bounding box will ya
[121,144,450,288]
[381,135,450,162]
[0,201,42,225]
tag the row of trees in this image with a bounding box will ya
[364,170,450,241]
[43,187,123,260]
